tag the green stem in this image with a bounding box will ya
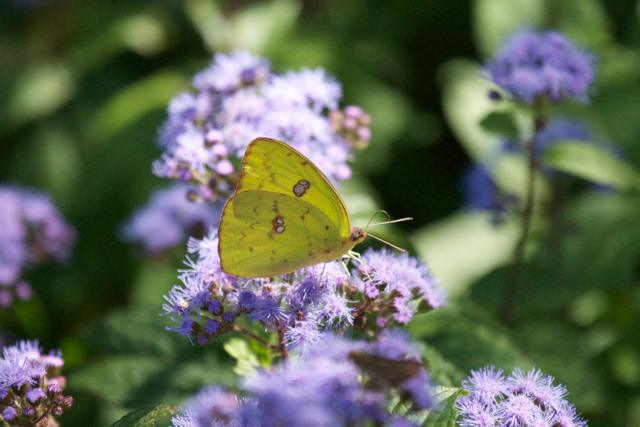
[500,104,546,322]
[277,324,289,361]
[232,324,277,350]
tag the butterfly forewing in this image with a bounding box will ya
[219,190,344,277]
[237,138,351,237]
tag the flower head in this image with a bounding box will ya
[0,185,75,308]
[163,230,445,346]
[154,51,371,202]
[487,30,595,104]
[0,340,72,424]
[456,366,587,427]
[173,332,433,427]
[121,184,220,254]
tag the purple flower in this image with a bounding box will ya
[358,248,446,325]
[193,51,270,92]
[456,366,587,427]
[0,340,72,424]
[121,184,220,254]
[171,386,243,427]
[154,51,370,202]
[174,332,433,426]
[2,407,17,421]
[163,229,444,346]
[487,30,596,104]
[0,185,75,308]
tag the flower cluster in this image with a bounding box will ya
[121,184,220,255]
[0,340,73,425]
[456,366,587,427]
[153,51,371,202]
[172,331,433,427]
[162,230,445,347]
[486,30,595,104]
[0,185,75,308]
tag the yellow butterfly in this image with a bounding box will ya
[218,137,369,277]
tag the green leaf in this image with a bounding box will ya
[228,0,302,53]
[410,211,520,297]
[472,0,545,56]
[111,405,180,427]
[479,111,519,139]
[543,141,640,192]
[421,345,465,388]
[224,338,261,376]
[90,71,188,140]
[422,387,464,426]
[9,62,75,125]
[71,309,235,421]
[409,302,529,372]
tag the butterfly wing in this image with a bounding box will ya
[218,138,354,277]
[237,137,351,236]
[219,190,345,277]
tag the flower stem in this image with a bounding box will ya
[500,105,545,322]
[232,324,276,350]
[277,325,289,361]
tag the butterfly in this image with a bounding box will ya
[218,137,370,278]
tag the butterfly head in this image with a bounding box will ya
[350,227,367,244]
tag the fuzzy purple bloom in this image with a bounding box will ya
[171,386,243,427]
[121,184,220,254]
[0,185,75,308]
[0,340,72,424]
[487,30,595,104]
[173,332,433,427]
[154,51,371,202]
[358,248,446,325]
[456,366,587,427]
[163,230,444,346]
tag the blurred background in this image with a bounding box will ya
[1,0,640,425]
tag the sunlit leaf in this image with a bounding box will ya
[111,404,180,427]
[228,0,301,53]
[472,0,545,56]
[9,62,75,125]
[422,387,464,426]
[224,338,261,376]
[411,211,520,296]
[90,71,188,140]
[543,141,640,192]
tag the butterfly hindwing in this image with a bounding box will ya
[237,138,351,237]
[219,190,344,277]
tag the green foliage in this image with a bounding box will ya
[544,141,640,192]
[69,309,235,425]
[410,303,529,373]
[111,405,180,427]
[223,338,262,376]
[479,111,519,140]
[422,388,464,427]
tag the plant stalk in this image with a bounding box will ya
[500,104,546,322]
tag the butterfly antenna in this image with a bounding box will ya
[367,216,413,227]
[365,210,391,231]
[367,232,407,253]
